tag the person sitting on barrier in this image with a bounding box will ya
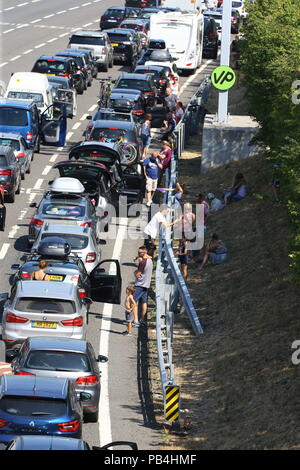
[199,232,228,271]
[175,101,184,124]
[176,236,189,281]
[223,172,248,206]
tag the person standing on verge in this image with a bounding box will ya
[143,152,163,207]
[122,285,137,336]
[141,113,152,160]
[133,246,153,327]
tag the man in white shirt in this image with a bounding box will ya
[144,205,181,255]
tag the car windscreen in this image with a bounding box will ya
[107,33,131,42]
[41,203,85,218]
[121,23,143,31]
[90,127,127,141]
[7,92,44,107]
[15,297,76,314]
[105,8,125,16]
[70,35,105,46]
[24,350,91,372]
[0,108,28,126]
[0,396,67,417]
[95,112,131,121]
[0,139,20,151]
[33,60,67,74]
[41,233,89,250]
[117,79,150,91]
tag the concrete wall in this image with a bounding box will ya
[201,114,261,173]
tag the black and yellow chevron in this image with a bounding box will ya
[164,385,180,421]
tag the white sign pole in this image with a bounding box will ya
[218,0,233,123]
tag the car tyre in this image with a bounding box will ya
[35,137,40,154]
[16,178,21,195]
[86,409,99,423]
[109,56,113,68]
[102,61,109,72]
[6,191,15,203]
[26,164,31,174]
[21,171,25,181]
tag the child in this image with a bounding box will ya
[176,237,189,280]
[123,286,137,336]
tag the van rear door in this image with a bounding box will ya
[40,103,67,146]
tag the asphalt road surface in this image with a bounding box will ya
[0,0,217,449]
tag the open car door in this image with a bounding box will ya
[89,259,121,304]
[119,162,145,204]
[40,102,67,147]
[56,89,77,119]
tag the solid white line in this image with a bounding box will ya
[72,122,81,130]
[35,43,46,48]
[23,49,33,55]
[33,179,43,190]
[10,56,21,61]
[98,217,128,446]
[88,104,97,112]
[42,165,52,176]
[0,243,10,260]
[31,18,42,24]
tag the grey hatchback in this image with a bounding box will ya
[8,337,106,422]
[0,145,21,203]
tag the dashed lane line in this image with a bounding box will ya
[49,154,58,162]
[8,226,20,240]
[10,56,21,62]
[33,179,44,190]
[72,122,81,130]
[66,132,74,140]
[0,243,10,260]
[23,49,33,55]
[34,43,46,49]
[42,165,52,176]
[31,19,42,24]
[88,104,97,112]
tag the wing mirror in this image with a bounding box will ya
[82,297,93,305]
[86,115,92,120]
[97,355,108,363]
[11,264,20,270]
[6,349,19,361]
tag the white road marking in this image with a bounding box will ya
[69,6,79,10]
[98,217,128,446]
[49,154,58,162]
[0,243,10,260]
[59,32,69,37]
[23,49,33,55]
[180,59,214,94]
[10,56,21,61]
[3,29,15,34]
[33,179,43,190]
[88,104,97,112]
[44,14,54,18]
[4,7,15,11]
[56,10,66,15]
[18,209,28,220]
[72,122,81,130]
[66,132,74,140]
[82,2,92,6]
[0,63,8,67]
[42,165,52,176]
[83,23,93,27]
[17,2,29,7]
[28,193,36,203]
[80,114,88,120]
[8,226,19,239]
[31,19,42,24]
[47,38,58,43]
[35,43,46,49]
[16,24,29,29]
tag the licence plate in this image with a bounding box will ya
[32,321,57,329]
[46,73,55,76]
[112,43,119,47]
[49,275,63,281]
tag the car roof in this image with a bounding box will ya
[104,28,134,35]
[36,55,71,62]
[0,375,69,399]
[76,140,118,151]
[70,30,106,37]
[56,51,85,57]
[41,224,91,236]
[27,336,88,353]
[0,98,35,109]
[92,120,134,130]
[0,133,22,140]
[117,73,151,80]
[10,436,86,451]
[112,88,142,95]
[106,6,124,10]
[15,280,77,299]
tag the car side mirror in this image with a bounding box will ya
[11,264,20,270]
[97,355,108,363]
[6,349,19,361]
[0,293,9,300]
[86,115,92,120]
[29,202,37,208]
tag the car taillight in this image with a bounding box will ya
[15,370,35,376]
[59,72,70,78]
[0,170,12,176]
[143,91,155,96]
[57,420,80,433]
[116,17,123,20]
[82,67,87,73]
[29,217,43,226]
[132,110,144,115]
[21,272,31,279]
[0,419,8,428]
[80,221,92,228]
[26,132,33,142]
[61,316,83,327]
[159,79,167,84]
[209,32,214,40]
[16,152,25,159]
[76,375,99,385]
[78,288,87,298]
[86,252,96,263]
[6,313,28,323]
[102,47,106,54]
[70,275,79,283]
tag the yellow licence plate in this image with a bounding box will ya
[46,73,56,76]
[32,321,57,329]
[49,275,63,281]
[112,43,119,47]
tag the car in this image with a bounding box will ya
[28,178,104,245]
[1,280,90,345]
[114,73,157,106]
[8,337,106,422]
[133,65,170,98]
[0,133,33,180]
[126,0,159,7]
[48,78,77,119]
[99,7,140,30]
[67,31,114,72]
[137,7,160,19]
[203,16,219,59]
[31,224,101,275]
[55,50,93,89]
[86,120,142,161]
[0,146,21,203]
[3,435,138,450]
[103,29,140,66]
[0,375,87,443]
[12,238,122,304]
[109,89,147,119]
[203,8,223,44]
[66,48,98,79]
[137,38,166,65]
[32,55,84,95]
[85,109,135,134]
[119,19,150,46]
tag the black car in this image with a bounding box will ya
[114,73,157,106]
[126,0,160,7]
[67,48,98,79]
[137,7,160,18]
[203,17,219,59]
[103,29,139,65]
[32,56,84,95]
[86,120,142,161]
[0,146,21,203]
[100,7,140,30]
[109,89,147,117]
[56,51,93,88]
[137,38,166,65]
[134,65,170,98]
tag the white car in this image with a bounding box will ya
[232,1,248,18]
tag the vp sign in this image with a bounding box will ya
[211,66,236,91]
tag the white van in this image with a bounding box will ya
[149,11,204,74]
[5,72,54,114]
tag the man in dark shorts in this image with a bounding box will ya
[133,246,153,327]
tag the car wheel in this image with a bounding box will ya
[21,171,25,180]
[102,61,108,72]
[212,46,218,60]
[109,56,113,68]
[16,178,21,195]
[86,409,99,423]
[6,191,15,203]
[35,137,40,154]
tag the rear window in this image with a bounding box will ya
[107,33,131,42]
[0,396,67,417]
[135,69,160,79]
[0,107,28,127]
[15,298,76,314]
[117,78,150,91]
[25,350,91,372]
[121,23,143,31]
[149,40,166,49]
[105,8,125,16]
[7,92,44,107]
[0,139,20,151]
[41,203,85,218]
[95,112,131,122]
[41,233,89,250]
[90,127,128,141]
[70,35,105,46]
[33,60,67,74]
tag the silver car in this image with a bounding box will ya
[0,132,33,180]
[9,337,106,422]
[31,224,101,274]
[67,31,113,72]
[2,281,89,347]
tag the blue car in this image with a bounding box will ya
[0,375,90,444]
